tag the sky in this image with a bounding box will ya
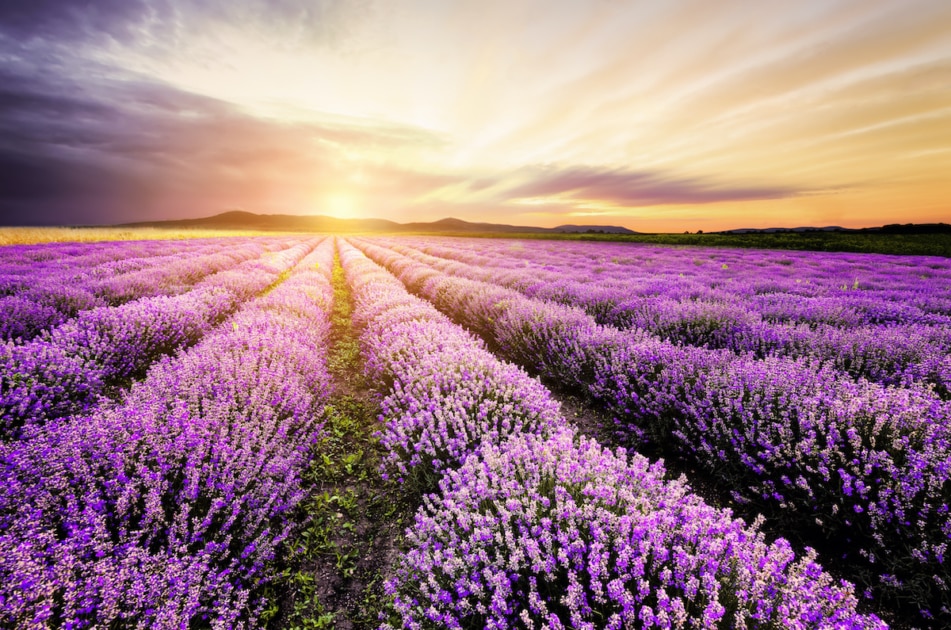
[0,0,949,231]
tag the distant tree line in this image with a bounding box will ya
[876,223,951,235]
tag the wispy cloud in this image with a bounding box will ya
[1,0,950,229]
[499,164,799,206]
[0,0,369,51]
[0,55,451,225]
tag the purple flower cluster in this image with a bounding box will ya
[91,240,288,306]
[353,238,951,619]
[379,238,951,394]
[0,289,105,343]
[0,236,300,342]
[339,239,563,481]
[0,238,212,296]
[1,238,319,436]
[387,236,951,321]
[0,238,336,628]
[338,240,879,628]
[384,428,882,629]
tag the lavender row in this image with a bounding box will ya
[338,240,881,629]
[379,236,951,332]
[0,236,261,294]
[0,236,305,342]
[0,237,213,279]
[0,239,336,628]
[90,237,300,304]
[0,243,242,343]
[386,429,881,630]
[380,239,951,395]
[0,234,235,264]
[390,236,951,329]
[354,238,951,621]
[340,239,564,481]
[393,236,951,323]
[0,238,319,437]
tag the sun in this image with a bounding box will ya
[324,192,358,219]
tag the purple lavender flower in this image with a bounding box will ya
[0,239,336,627]
[352,236,951,620]
[384,428,884,629]
[1,238,320,436]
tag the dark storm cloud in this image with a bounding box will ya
[0,0,367,50]
[0,52,450,226]
[0,0,149,43]
[0,64,115,151]
[502,164,800,207]
[0,152,119,201]
[0,62,127,224]
[0,149,158,226]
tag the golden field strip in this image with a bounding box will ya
[0,226,280,246]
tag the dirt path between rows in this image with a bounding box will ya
[266,252,413,629]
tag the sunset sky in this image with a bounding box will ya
[1,0,949,231]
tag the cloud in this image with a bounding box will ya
[498,164,799,207]
[4,0,943,231]
[0,0,370,51]
[0,54,452,225]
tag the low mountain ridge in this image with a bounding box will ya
[120,211,950,236]
[121,211,639,234]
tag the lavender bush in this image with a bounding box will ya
[383,428,884,629]
[339,240,564,483]
[0,237,299,343]
[338,240,880,628]
[0,240,336,628]
[0,238,319,436]
[375,238,951,394]
[354,238,951,620]
[0,289,104,342]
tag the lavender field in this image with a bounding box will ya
[2,234,949,629]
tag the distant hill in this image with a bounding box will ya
[120,211,639,235]
[120,211,950,238]
[122,210,402,233]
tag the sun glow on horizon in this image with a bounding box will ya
[323,192,361,220]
